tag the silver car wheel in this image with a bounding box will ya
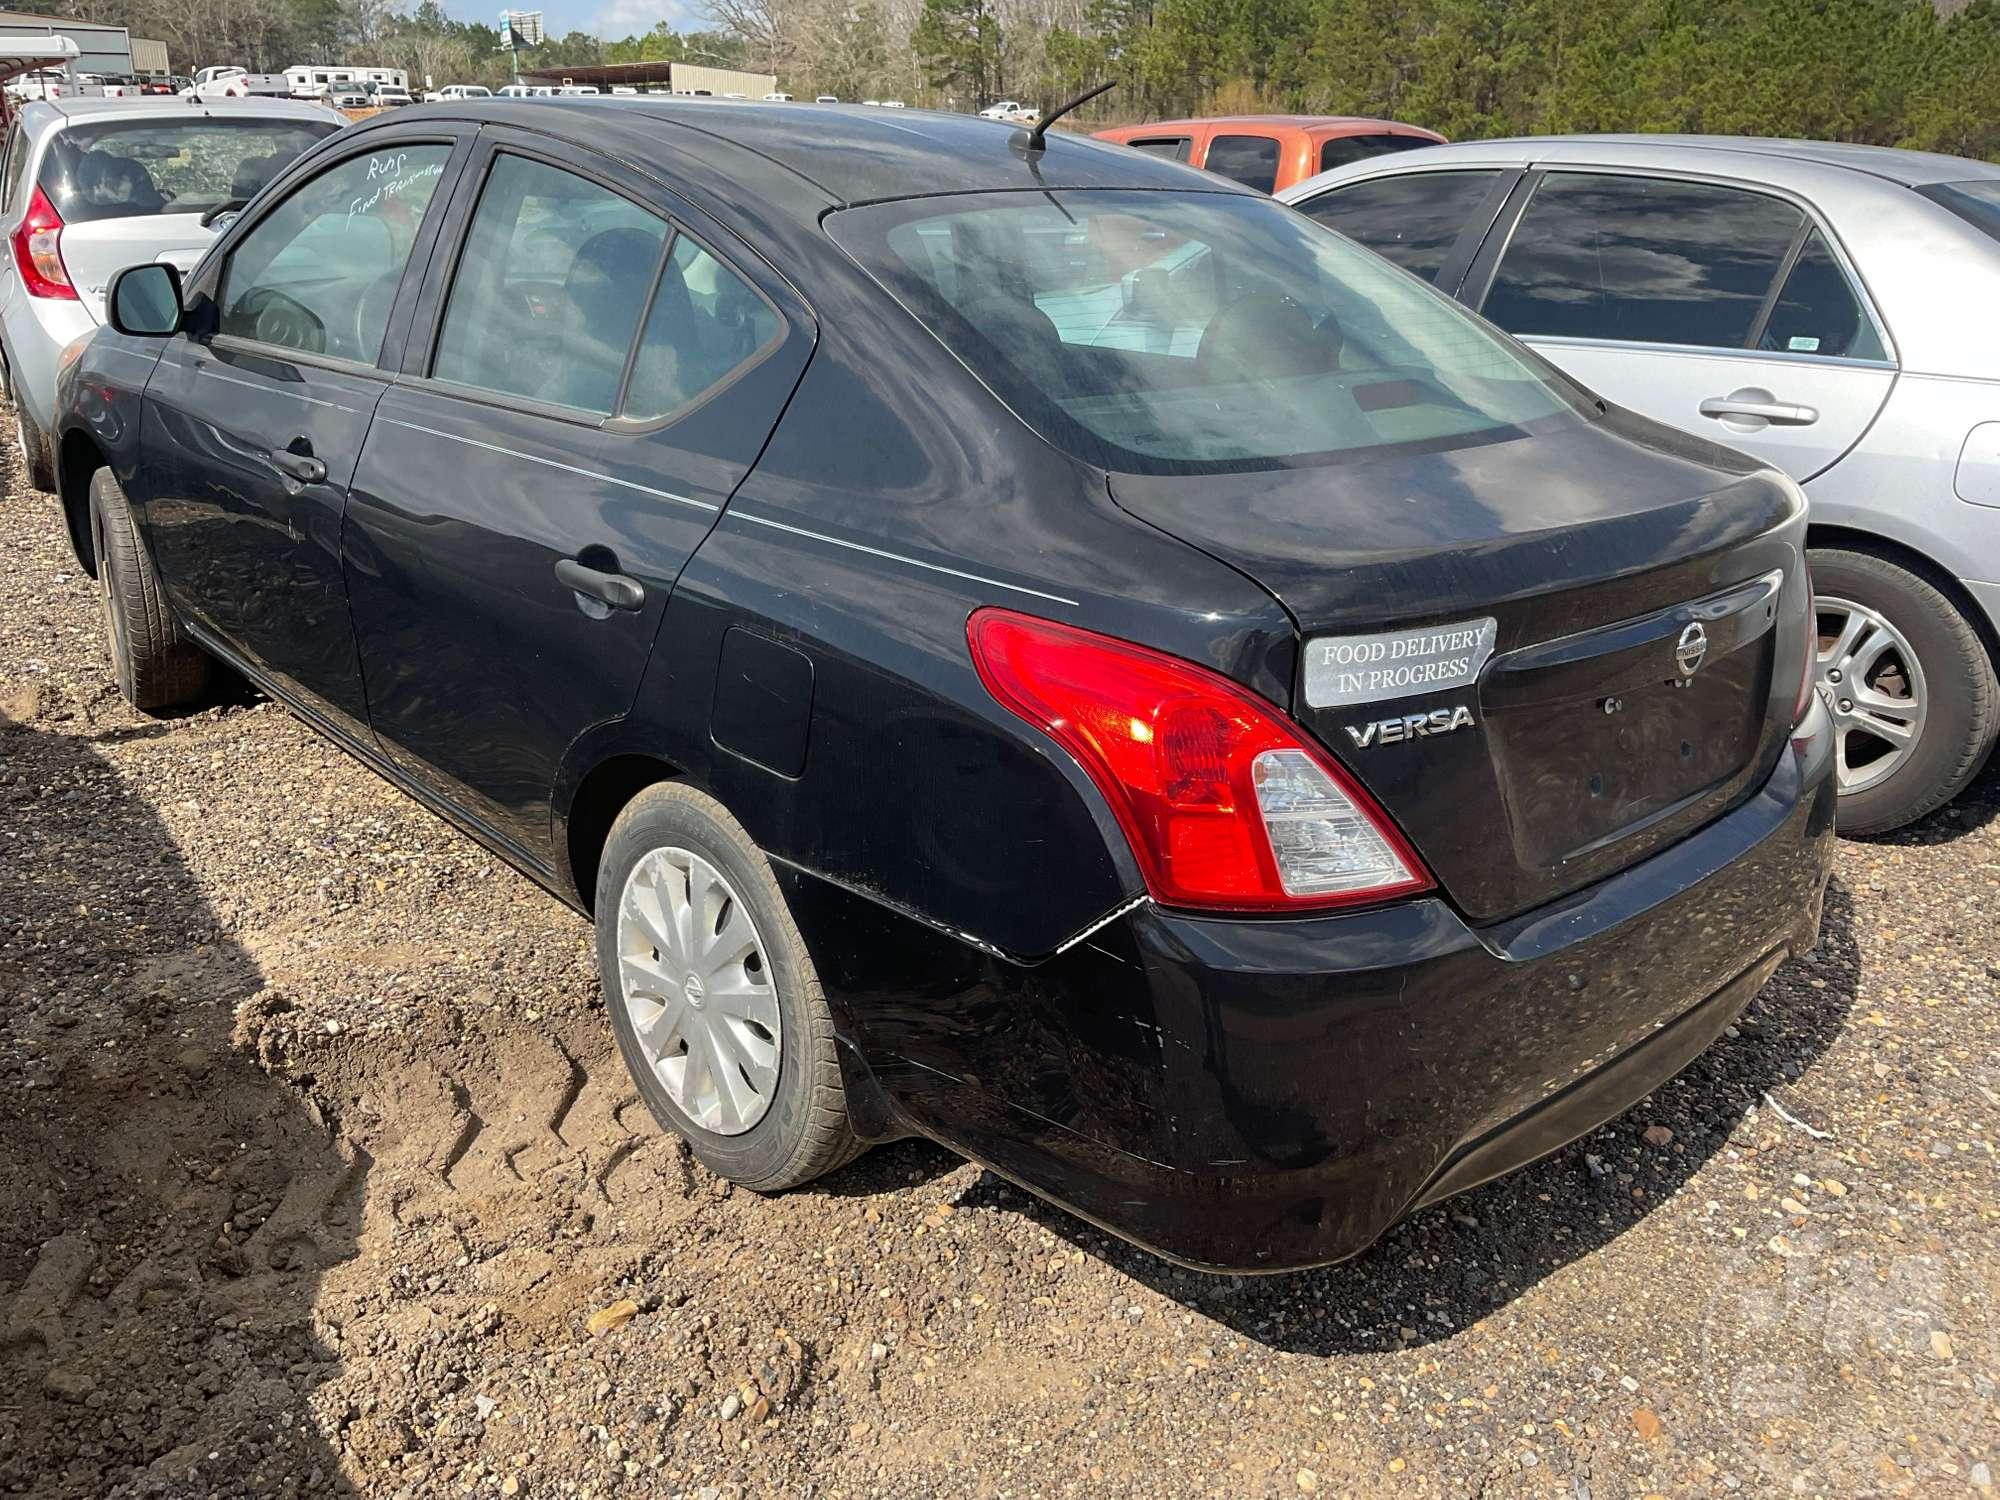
[1816,594,1927,796]
[614,845,780,1136]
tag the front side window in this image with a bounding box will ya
[39,117,338,224]
[1301,170,1500,284]
[219,143,451,362]
[1203,135,1281,194]
[432,154,668,415]
[831,189,1579,475]
[1484,172,1804,349]
[1318,134,1434,173]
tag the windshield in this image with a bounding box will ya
[829,189,1583,475]
[1919,180,2000,246]
[40,117,336,224]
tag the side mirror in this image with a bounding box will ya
[107,262,183,337]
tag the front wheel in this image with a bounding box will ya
[595,782,862,1190]
[1809,546,1998,834]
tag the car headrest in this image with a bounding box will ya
[1197,292,1343,381]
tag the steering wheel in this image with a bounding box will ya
[241,287,326,355]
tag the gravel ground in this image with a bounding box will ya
[0,428,1995,1500]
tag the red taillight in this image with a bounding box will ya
[1794,561,1817,725]
[11,185,77,301]
[968,608,1433,913]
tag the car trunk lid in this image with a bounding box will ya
[1108,416,1810,922]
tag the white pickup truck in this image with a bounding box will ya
[184,66,292,100]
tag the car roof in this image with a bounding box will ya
[30,96,336,128]
[387,98,1254,208]
[1301,132,2000,189]
[1102,114,1437,138]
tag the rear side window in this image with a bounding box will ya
[1318,134,1433,173]
[1203,135,1281,194]
[1759,230,1886,361]
[1,122,25,212]
[622,236,783,421]
[220,144,451,363]
[433,153,783,422]
[1126,137,1191,162]
[39,117,336,224]
[433,155,667,415]
[1300,170,1501,284]
[1484,172,1804,349]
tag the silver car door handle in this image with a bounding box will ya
[1699,396,1819,426]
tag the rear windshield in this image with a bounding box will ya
[1918,180,2000,245]
[39,117,337,224]
[829,189,1581,475]
[1318,133,1434,173]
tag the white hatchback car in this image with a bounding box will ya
[0,96,338,490]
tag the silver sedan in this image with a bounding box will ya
[1284,135,2000,833]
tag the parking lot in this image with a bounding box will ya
[0,423,1994,1498]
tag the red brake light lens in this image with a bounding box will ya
[12,184,77,301]
[967,608,1433,913]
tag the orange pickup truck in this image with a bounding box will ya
[1092,114,1446,195]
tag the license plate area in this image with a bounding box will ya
[1483,571,1782,869]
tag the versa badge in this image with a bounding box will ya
[1345,704,1476,749]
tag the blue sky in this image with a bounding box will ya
[443,0,700,42]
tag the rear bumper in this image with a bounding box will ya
[2,291,94,433]
[796,701,1837,1273]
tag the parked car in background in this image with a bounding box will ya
[427,84,492,103]
[185,67,291,101]
[364,81,416,107]
[1094,114,1446,194]
[328,87,371,109]
[763,92,793,102]
[497,84,554,99]
[979,99,1026,120]
[814,94,838,103]
[0,96,340,491]
[56,102,1831,1273]
[1287,136,2000,833]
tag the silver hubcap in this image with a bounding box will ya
[614,846,779,1136]
[1816,595,1925,796]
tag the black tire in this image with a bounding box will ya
[14,395,56,494]
[1810,545,1998,835]
[595,781,863,1190]
[89,467,210,711]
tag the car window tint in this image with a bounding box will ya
[1485,173,1803,348]
[39,117,337,225]
[219,143,450,363]
[1918,180,2000,245]
[1757,229,1885,361]
[1128,137,1191,162]
[432,154,668,416]
[1318,134,1433,173]
[0,122,24,212]
[621,235,782,422]
[1203,135,1280,194]
[1301,170,1500,283]
[833,189,1578,475]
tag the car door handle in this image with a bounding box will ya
[270,448,327,484]
[1698,394,1819,426]
[555,558,645,612]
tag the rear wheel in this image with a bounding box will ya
[89,468,210,711]
[595,782,862,1190]
[1809,546,1997,834]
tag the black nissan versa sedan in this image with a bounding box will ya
[49,100,1837,1272]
